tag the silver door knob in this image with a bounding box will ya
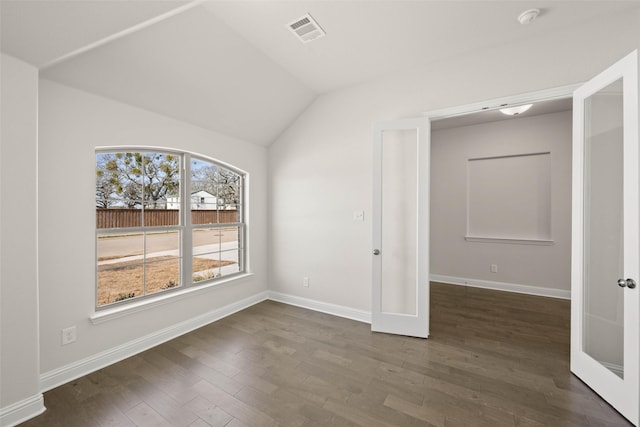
[618,278,636,289]
[373,249,380,255]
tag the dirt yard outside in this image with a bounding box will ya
[97,228,239,306]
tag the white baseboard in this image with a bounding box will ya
[268,291,371,324]
[430,274,571,299]
[40,291,269,392]
[0,393,45,427]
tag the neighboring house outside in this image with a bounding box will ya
[167,190,222,210]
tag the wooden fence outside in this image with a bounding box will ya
[96,209,239,228]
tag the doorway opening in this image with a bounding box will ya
[426,85,576,300]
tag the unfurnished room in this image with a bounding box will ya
[2,1,640,426]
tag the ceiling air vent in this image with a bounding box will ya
[287,13,326,43]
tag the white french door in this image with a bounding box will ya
[372,118,430,338]
[572,50,639,425]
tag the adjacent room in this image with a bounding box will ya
[2,1,640,426]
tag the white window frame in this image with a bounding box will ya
[95,148,246,311]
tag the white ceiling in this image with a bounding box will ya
[36,4,316,147]
[203,1,640,94]
[2,0,639,145]
[0,0,193,67]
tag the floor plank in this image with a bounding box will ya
[20,283,632,426]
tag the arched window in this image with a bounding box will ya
[95,150,245,308]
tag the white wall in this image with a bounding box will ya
[430,111,572,292]
[269,9,640,312]
[37,80,268,376]
[0,54,44,424]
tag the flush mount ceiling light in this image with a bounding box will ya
[518,8,540,25]
[499,104,533,116]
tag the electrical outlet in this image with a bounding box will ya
[303,277,309,287]
[490,264,498,273]
[62,326,76,345]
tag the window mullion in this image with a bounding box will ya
[182,153,193,287]
[240,223,246,273]
[240,175,246,273]
[142,156,147,297]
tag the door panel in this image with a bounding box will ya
[372,118,429,338]
[380,128,418,316]
[582,78,625,377]
[572,50,639,424]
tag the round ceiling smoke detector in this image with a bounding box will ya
[518,8,540,25]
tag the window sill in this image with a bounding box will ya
[464,236,553,245]
[90,273,254,325]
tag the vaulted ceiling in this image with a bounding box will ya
[2,0,639,145]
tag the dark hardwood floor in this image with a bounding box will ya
[21,283,632,426]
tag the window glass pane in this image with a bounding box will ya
[96,153,143,228]
[142,152,180,226]
[192,226,241,281]
[97,232,144,263]
[96,153,144,209]
[98,261,144,306]
[145,257,180,296]
[96,152,180,229]
[191,158,241,225]
[97,232,145,305]
[96,208,143,229]
[220,249,241,276]
[145,230,180,255]
[145,230,181,294]
[96,231,182,306]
